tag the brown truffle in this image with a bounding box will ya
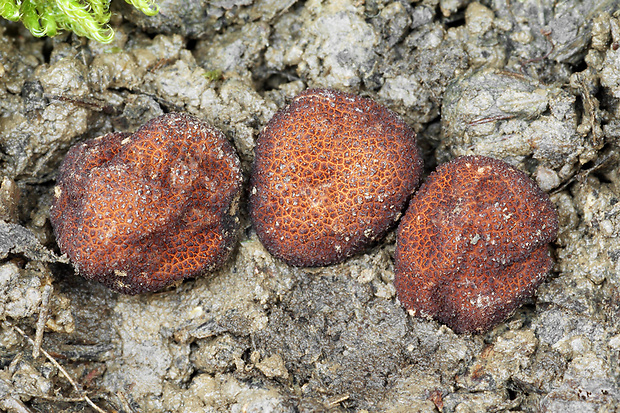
[249,88,423,267]
[394,156,558,333]
[50,113,242,294]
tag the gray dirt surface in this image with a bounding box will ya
[1,0,620,412]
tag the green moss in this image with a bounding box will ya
[0,0,159,43]
[203,69,223,82]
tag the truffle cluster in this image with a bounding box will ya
[394,156,558,333]
[51,89,559,334]
[50,113,242,294]
[249,88,423,267]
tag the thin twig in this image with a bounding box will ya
[33,285,52,358]
[12,325,109,413]
[17,393,92,403]
[519,29,555,75]
[117,391,137,413]
[468,114,515,126]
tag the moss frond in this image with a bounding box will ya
[124,0,158,16]
[0,0,159,43]
[0,0,21,21]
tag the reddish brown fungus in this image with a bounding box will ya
[249,88,423,267]
[394,155,558,333]
[50,113,242,294]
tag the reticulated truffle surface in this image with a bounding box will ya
[394,155,558,334]
[50,113,243,294]
[249,88,423,267]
